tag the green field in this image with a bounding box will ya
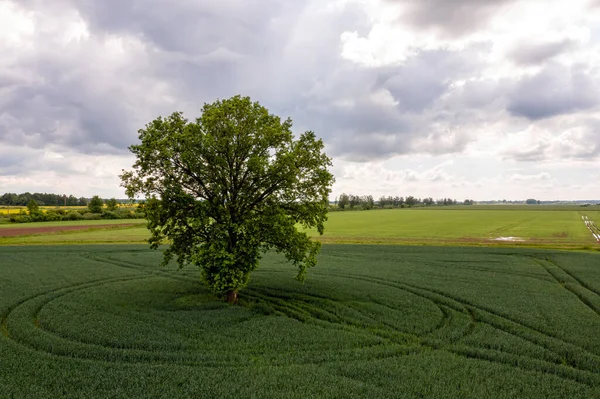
[2,207,598,249]
[313,208,600,246]
[1,245,600,398]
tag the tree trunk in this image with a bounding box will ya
[226,290,238,304]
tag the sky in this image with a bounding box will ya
[1,0,599,201]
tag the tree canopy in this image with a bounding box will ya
[88,195,104,213]
[120,95,334,302]
[105,198,118,211]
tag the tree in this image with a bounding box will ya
[120,95,334,303]
[338,193,349,210]
[405,196,417,207]
[363,195,374,210]
[88,195,104,213]
[27,199,40,215]
[105,198,119,211]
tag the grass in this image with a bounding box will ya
[0,219,146,229]
[312,208,600,249]
[2,208,599,248]
[1,244,600,398]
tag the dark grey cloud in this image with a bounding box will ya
[379,47,486,112]
[329,133,412,162]
[48,0,294,56]
[450,79,509,110]
[508,40,576,65]
[390,0,515,38]
[3,0,599,175]
[0,147,36,175]
[507,64,600,120]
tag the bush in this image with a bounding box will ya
[30,212,46,222]
[62,212,83,221]
[82,213,101,220]
[101,211,119,220]
[43,211,61,222]
[10,215,32,223]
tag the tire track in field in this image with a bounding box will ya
[243,285,446,347]
[581,214,600,242]
[487,216,536,238]
[92,252,462,352]
[4,251,599,385]
[545,255,600,297]
[86,254,445,363]
[1,254,424,367]
[81,252,198,284]
[2,274,279,366]
[532,257,600,320]
[326,271,600,386]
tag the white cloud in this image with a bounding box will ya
[0,0,599,200]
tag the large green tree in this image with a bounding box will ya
[88,195,104,213]
[105,198,119,211]
[120,95,334,303]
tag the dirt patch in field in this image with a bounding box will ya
[0,224,136,237]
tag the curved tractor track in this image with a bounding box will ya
[2,251,600,388]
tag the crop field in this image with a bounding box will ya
[0,206,89,215]
[1,244,600,398]
[0,205,137,215]
[4,207,598,249]
[311,208,600,248]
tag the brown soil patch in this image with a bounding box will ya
[0,224,135,237]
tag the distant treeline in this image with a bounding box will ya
[0,192,125,207]
[333,194,475,210]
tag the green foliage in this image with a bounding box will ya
[82,212,102,220]
[105,198,118,211]
[1,245,600,397]
[63,211,83,221]
[0,192,80,206]
[9,215,32,223]
[43,210,61,222]
[26,199,40,215]
[121,95,334,296]
[25,199,45,222]
[337,193,349,209]
[88,195,104,213]
[101,210,120,219]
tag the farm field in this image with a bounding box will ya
[0,205,136,215]
[2,207,598,249]
[310,208,600,248]
[1,244,600,398]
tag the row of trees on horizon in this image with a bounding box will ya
[334,193,475,210]
[0,192,126,207]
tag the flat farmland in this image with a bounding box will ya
[1,207,599,248]
[308,208,600,248]
[1,244,600,398]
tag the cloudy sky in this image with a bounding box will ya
[1,0,599,201]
